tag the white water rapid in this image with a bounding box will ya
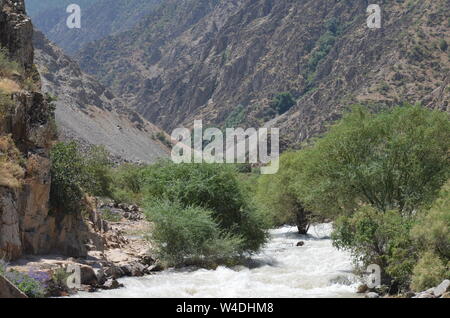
[76,224,359,298]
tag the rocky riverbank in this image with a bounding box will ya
[5,200,162,297]
[356,279,450,299]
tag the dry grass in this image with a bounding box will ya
[0,161,24,188]
[0,135,24,189]
[0,78,20,94]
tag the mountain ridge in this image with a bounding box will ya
[72,0,450,146]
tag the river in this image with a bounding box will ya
[76,223,359,298]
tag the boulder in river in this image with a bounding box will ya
[102,278,123,290]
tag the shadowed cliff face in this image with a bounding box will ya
[71,0,449,146]
[0,0,100,260]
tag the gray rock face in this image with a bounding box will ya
[433,280,450,297]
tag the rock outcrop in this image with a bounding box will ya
[0,0,102,261]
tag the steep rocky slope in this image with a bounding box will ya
[33,30,169,164]
[0,0,107,261]
[25,0,162,55]
[74,0,449,145]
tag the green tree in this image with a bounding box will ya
[141,161,268,253]
[293,105,450,216]
[255,151,312,233]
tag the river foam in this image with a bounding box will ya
[76,223,359,298]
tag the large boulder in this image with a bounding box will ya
[79,265,98,285]
[433,280,450,297]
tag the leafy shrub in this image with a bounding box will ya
[409,180,450,291]
[46,267,71,296]
[141,161,268,254]
[50,142,86,213]
[50,142,113,213]
[110,163,145,204]
[270,92,296,114]
[145,200,243,266]
[439,39,448,52]
[410,252,448,291]
[332,207,416,287]
[83,146,113,197]
[411,180,450,259]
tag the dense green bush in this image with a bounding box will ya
[83,146,113,197]
[110,163,145,204]
[141,161,268,254]
[411,180,450,259]
[270,92,296,114]
[50,142,113,213]
[409,180,450,290]
[332,207,417,288]
[50,142,86,213]
[293,105,450,217]
[224,104,246,128]
[145,200,243,266]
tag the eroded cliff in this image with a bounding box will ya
[0,0,100,261]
